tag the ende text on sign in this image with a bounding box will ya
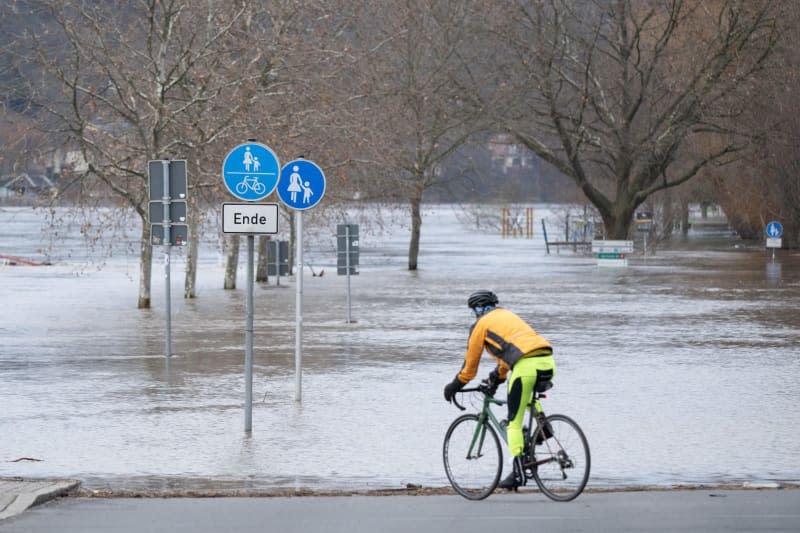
[222,203,279,234]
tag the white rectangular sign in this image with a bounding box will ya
[592,240,634,253]
[222,203,279,234]
[766,237,782,248]
[597,257,628,267]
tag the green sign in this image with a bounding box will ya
[597,252,623,259]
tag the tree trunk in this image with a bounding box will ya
[184,204,199,298]
[223,234,240,289]
[408,180,423,270]
[138,220,152,309]
[680,199,690,236]
[256,235,268,283]
[599,206,635,240]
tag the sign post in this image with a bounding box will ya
[337,224,359,323]
[148,160,188,359]
[221,141,279,432]
[765,221,783,261]
[267,240,290,285]
[592,240,634,267]
[277,158,326,403]
[635,211,653,260]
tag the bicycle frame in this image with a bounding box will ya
[239,176,260,189]
[468,395,506,457]
[456,388,546,459]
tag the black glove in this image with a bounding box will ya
[443,376,465,402]
[481,368,505,397]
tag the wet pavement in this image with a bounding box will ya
[1,205,799,494]
[5,486,800,532]
[0,478,80,520]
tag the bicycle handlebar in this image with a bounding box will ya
[451,383,547,411]
[452,386,486,411]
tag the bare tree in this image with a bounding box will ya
[347,0,493,270]
[710,2,800,247]
[9,0,276,307]
[495,0,779,239]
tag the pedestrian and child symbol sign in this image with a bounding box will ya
[222,142,280,201]
[277,159,326,210]
[766,221,783,238]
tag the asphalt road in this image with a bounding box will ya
[3,490,800,533]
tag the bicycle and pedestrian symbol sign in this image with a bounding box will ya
[222,142,280,201]
[277,159,326,210]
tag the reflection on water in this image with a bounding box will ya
[1,206,799,492]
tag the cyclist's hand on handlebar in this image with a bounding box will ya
[480,368,505,397]
[479,378,497,396]
[443,376,465,403]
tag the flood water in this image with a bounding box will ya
[1,204,799,493]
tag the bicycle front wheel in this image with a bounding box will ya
[443,414,502,500]
[529,414,590,502]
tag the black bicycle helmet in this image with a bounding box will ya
[467,290,499,309]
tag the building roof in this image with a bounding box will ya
[0,173,56,192]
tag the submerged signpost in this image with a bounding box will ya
[148,160,188,359]
[221,141,279,432]
[267,240,290,285]
[219,145,326,421]
[766,220,783,261]
[635,211,653,259]
[337,224,359,323]
[277,158,326,403]
[592,239,634,267]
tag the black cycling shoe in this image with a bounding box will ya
[498,457,524,491]
[498,471,521,491]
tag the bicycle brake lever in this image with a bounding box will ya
[453,396,466,411]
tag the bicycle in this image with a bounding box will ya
[235,175,266,195]
[443,379,590,501]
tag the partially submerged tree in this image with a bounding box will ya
[12,0,284,307]
[710,1,800,247]
[497,0,779,238]
[349,0,493,270]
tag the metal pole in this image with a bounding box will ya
[644,232,648,261]
[294,211,303,402]
[245,234,254,432]
[275,239,280,286]
[161,160,172,359]
[346,225,352,323]
[541,219,550,255]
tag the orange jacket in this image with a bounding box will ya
[457,307,552,384]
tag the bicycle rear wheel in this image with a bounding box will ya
[443,414,502,500]
[529,414,590,501]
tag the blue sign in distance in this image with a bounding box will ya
[222,142,280,201]
[766,221,783,239]
[277,159,326,210]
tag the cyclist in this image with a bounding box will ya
[443,290,556,490]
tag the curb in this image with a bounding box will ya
[0,478,81,521]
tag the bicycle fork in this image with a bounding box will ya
[466,414,490,460]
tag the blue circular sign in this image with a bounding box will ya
[277,159,326,210]
[222,142,280,201]
[766,221,783,239]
